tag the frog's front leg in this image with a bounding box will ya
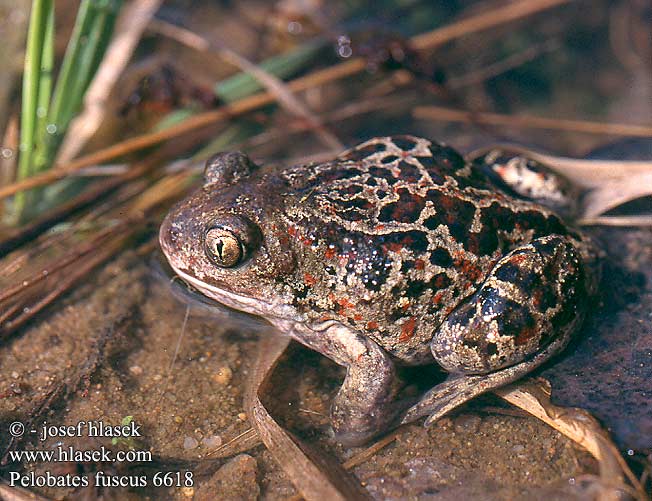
[403,234,588,426]
[288,320,403,446]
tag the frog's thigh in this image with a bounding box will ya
[404,235,585,425]
[291,320,401,446]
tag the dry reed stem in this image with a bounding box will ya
[414,105,652,137]
[496,379,646,501]
[149,19,343,150]
[247,336,372,501]
[0,0,573,201]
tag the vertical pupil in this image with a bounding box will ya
[215,238,224,261]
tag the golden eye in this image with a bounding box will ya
[204,228,243,267]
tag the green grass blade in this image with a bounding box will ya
[214,39,326,102]
[48,0,121,144]
[34,1,54,168]
[14,0,53,218]
[47,0,93,136]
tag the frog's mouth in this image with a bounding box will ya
[168,264,298,323]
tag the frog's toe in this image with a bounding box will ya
[332,398,407,446]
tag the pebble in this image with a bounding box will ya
[202,435,222,448]
[213,366,233,385]
[194,454,259,501]
[129,365,143,376]
[183,436,199,449]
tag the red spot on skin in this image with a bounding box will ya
[375,224,385,231]
[336,297,355,309]
[399,317,417,342]
[467,233,480,255]
[287,225,299,237]
[330,294,355,315]
[401,302,410,312]
[353,313,363,321]
[324,247,336,259]
[532,290,543,308]
[432,291,444,305]
[303,273,317,286]
[454,253,483,283]
[386,242,403,252]
[414,259,425,270]
[302,237,312,246]
[510,253,528,265]
[515,327,537,346]
[433,275,449,288]
[319,314,332,322]
[366,321,379,330]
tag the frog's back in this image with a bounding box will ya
[280,136,575,363]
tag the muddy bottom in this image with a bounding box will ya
[1,225,650,500]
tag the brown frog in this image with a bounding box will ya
[159,136,598,446]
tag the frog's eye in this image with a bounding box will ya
[204,228,243,267]
[203,216,261,268]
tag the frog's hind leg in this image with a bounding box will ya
[287,319,405,446]
[403,234,588,427]
[402,334,568,426]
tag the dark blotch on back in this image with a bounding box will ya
[379,188,426,223]
[392,136,418,151]
[428,144,465,171]
[426,191,476,242]
[380,230,429,253]
[369,166,399,185]
[480,203,516,233]
[398,161,421,183]
[429,247,453,267]
[341,142,386,161]
[479,287,537,344]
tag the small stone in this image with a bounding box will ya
[237,413,247,421]
[183,436,199,450]
[174,416,184,424]
[202,435,222,448]
[10,371,19,379]
[513,444,525,453]
[194,454,259,501]
[436,417,453,429]
[129,365,143,376]
[180,487,194,497]
[213,366,233,385]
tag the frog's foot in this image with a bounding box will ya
[288,320,404,446]
[404,234,587,426]
[468,148,582,218]
[401,334,567,426]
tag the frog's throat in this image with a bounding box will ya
[170,265,298,321]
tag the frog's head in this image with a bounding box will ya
[159,152,298,320]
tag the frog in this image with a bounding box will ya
[159,135,599,446]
